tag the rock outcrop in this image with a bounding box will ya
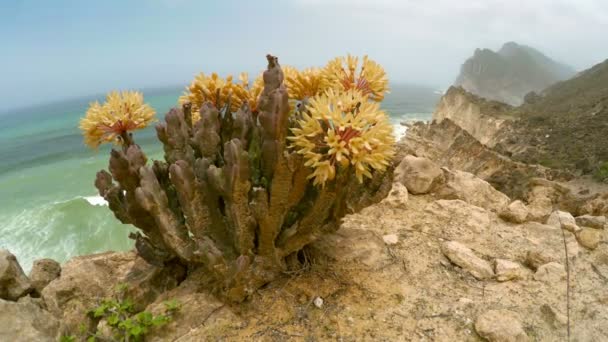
[432,86,511,146]
[0,249,32,301]
[0,297,59,341]
[454,42,575,106]
[29,258,61,295]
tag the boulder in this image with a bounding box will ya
[0,298,59,342]
[575,215,606,229]
[41,251,184,335]
[380,182,409,208]
[526,186,554,222]
[546,210,580,233]
[499,200,529,223]
[524,250,556,271]
[29,259,61,295]
[436,169,510,212]
[395,155,443,194]
[534,262,566,283]
[523,222,579,263]
[0,249,32,301]
[475,309,528,342]
[494,259,526,282]
[441,241,494,280]
[576,228,602,250]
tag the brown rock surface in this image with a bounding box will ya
[0,249,32,301]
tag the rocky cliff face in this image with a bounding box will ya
[432,86,512,147]
[454,42,576,106]
[433,57,608,176]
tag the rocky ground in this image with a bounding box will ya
[2,152,607,341]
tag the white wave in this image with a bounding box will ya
[83,195,108,206]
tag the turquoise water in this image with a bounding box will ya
[0,85,440,270]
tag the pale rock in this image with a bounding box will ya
[475,309,528,342]
[524,222,579,261]
[424,199,490,237]
[382,234,399,246]
[576,228,602,250]
[441,241,494,280]
[29,258,61,295]
[540,304,568,327]
[494,259,525,282]
[524,250,556,271]
[435,169,510,212]
[0,249,32,301]
[0,298,59,342]
[310,228,392,269]
[313,296,324,308]
[546,210,580,233]
[575,215,606,229]
[381,182,409,208]
[526,186,554,222]
[534,262,566,283]
[499,200,529,223]
[395,155,443,194]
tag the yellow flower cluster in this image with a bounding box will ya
[283,66,324,102]
[79,91,156,148]
[289,89,395,186]
[322,55,389,102]
[178,54,388,122]
[178,72,263,122]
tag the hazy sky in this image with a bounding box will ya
[1,0,607,111]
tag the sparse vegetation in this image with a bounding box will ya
[594,161,608,183]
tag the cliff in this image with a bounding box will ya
[454,42,576,106]
[432,86,512,147]
[433,57,608,176]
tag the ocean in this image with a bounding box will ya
[0,84,440,270]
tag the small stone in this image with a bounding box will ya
[382,234,399,245]
[441,241,494,280]
[458,297,473,305]
[499,200,529,224]
[29,259,61,295]
[313,296,324,309]
[540,304,567,327]
[0,249,32,301]
[494,259,525,282]
[395,155,443,195]
[576,228,602,250]
[575,215,606,229]
[475,309,528,342]
[524,250,556,271]
[546,210,580,233]
[534,262,566,283]
[381,182,409,208]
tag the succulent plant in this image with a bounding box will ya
[86,55,395,302]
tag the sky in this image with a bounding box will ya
[1,0,607,111]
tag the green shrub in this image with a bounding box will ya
[594,161,608,183]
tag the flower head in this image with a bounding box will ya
[79,91,156,148]
[289,89,395,186]
[233,72,264,114]
[321,55,389,102]
[283,66,325,101]
[179,72,264,121]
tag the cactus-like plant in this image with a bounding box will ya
[83,55,395,302]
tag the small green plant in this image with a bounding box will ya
[84,297,180,342]
[594,161,608,183]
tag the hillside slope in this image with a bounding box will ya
[454,42,576,106]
